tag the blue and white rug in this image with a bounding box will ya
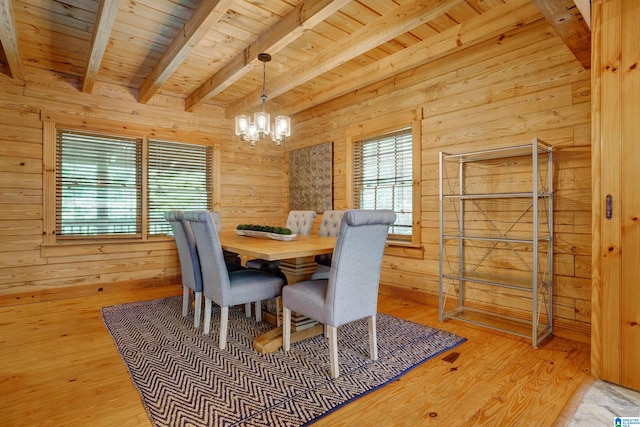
[102,296,466,426]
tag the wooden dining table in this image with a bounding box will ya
[218,229,337,354]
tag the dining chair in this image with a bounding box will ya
[164,210,204,328]
[245,210,317,274]
[311,210,345,280]
[209,210,244,272]
[184,210,285,349]
[282,209,396,378]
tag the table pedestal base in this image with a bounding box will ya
[253,256,322,353]
[253,323,324,355]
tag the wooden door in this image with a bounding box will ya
[591,0,640,391]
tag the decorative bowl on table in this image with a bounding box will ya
[235,224,297,241]
[235,229,297,241]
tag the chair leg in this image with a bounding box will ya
[255,300,262,322]
[328,325,339,378]
[203,298,212,335]
[245,302,252,318]
[182,285,189,317]
[194,291,202,328]
[275,296,281,327]
[368,315,378,361]
[283,307,291,351]
[219,306,229,350]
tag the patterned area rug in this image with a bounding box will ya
[102,296,466,426]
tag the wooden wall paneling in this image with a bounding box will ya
[0,4,594,344]
[288,13,592,340]
[0,71,285,300]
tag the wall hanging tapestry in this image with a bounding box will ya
[289,142,333,212]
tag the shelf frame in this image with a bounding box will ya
[438,138,553,348]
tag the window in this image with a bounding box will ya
[147,139,213,236]
[54,128,213,240]
[56,130,142,238]
[352,127,414,241]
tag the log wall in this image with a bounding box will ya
[0,13,592,340]
[0,70,285,303]
[287,16,592,341]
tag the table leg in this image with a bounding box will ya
[254,323,324,355]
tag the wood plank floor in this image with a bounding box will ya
[0,282,592,426]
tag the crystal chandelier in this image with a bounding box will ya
[234,53,291,146]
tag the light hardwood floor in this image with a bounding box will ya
[0,282,591,426]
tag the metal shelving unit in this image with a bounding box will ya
[438,138,553,348]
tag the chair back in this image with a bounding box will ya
[318,210,345,237]
[183,210,232,305]
[209,210,222,232]
[325,209,396,326]
[286,210,317,235]
[164,210,202,292]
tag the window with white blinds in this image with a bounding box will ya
[55,129,213,239]
[147,139,213,236]
[352,127,413,240]
[56,130,142,237]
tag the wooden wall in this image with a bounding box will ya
[0,70,285,303]
[0,10,592,341]
[287,16,592,341]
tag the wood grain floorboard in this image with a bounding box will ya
[0,282,592,426]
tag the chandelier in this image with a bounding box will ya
[234,53,291,146]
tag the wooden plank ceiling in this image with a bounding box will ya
[0,0,591,118]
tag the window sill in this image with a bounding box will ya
[384,241,424,259]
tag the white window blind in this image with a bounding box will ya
[56,130,142,237]
[353,127,413,240]
[147,139,213,236]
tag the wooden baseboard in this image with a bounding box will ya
[379,283,591,344]
[0,276,181,307]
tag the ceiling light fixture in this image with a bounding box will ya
[234,53,291,146]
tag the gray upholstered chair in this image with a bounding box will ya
[282,209,396,378]
[311,210,345,280]
[209,210,244,272]
[245,210,317,273]
[184,210,285,349]
[165,210,204,328]
[285,210,317,235]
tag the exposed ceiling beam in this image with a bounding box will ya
[138,0,235,104]
[225,0,465,119]
[283,0,540,116]
[573,0,591,29]
[0,0,24,81]
[185,0,351,112]
[531,0,591,69]
[82,0,121,93]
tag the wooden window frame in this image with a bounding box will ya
[42,112,220,247]
[346,110,422,258]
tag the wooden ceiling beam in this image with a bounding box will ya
[82,0,121,93]
[224,0,465,119]
[531,0,591,69]
[185,0,350,112]
[138,0,235,104]
[573,0,591,29]
[0,0,24,81]
[282,0,541,116]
